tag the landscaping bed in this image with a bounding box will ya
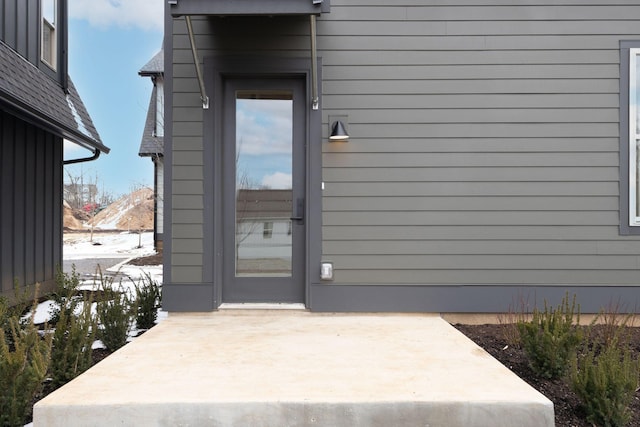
[456,323,640,427]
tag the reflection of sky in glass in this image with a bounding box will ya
[43,0,55,24]
[236,98,292,189]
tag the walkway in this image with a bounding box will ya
[34,310,554,427]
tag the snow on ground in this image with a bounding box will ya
[24,231,165,337]
[64,230,163,289]
[20,232,166,427]
[26,232,164,322]
[64,231,155,260]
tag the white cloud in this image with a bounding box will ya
[236,99,293,156]
[64,139,86,155]
[69,0,163,31]
[261,172,292,190]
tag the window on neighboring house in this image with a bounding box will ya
[263,222,273,239]
[41,0,56,68]
[156,77,165,137]
[621,42,640,234]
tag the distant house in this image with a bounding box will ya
[0,0,107,302]
[138,49,164,251]
[236,189,293,276]
[163,1,640,313]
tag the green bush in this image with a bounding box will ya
[134,273,161,330]
[95,270,133,352]
[49,294,97,390]
[570,338,640,427]
[517,293,582,379]
[0,297,52,426]
[49,266,82,325]
[97,290,132,352]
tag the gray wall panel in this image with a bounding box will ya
[322,138,618,152]
[323,167,618,182]
[0,109,61,301]
[323,196,618,211]
[320,0,631,296]
[329,270,640,285]
[168,0,640,311]
[322,225,621,241]
[324,64,620,80]
[1,0,45,65]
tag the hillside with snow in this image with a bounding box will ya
[64,187,155,231]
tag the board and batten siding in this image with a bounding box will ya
[168,1,640,310]
[0,0,66,84]
[0,0,40,66]
[0,109,62,301]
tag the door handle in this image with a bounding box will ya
[290,197,304,224]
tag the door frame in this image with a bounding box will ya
[204,56,323,309]
[221,77,306,303]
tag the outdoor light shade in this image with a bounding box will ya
[329,120,349,141]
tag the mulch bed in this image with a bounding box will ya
[127,251,163,266]
[455,323,640,427]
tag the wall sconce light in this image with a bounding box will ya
[329,121,349,141]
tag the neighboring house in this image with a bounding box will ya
[163,0,640,313]
[138,49,164,251]
[236,189,294,276]
[0,0,107,302]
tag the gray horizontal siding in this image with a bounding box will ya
[323,196,618,211]
[170,0,640,297]
[169,14,312,285]
[324,240,640,255]
[319,0,640,291]
[324,64,620,80]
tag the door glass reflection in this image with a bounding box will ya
[235,91,293,277]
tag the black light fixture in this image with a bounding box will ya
[329,120,349,141]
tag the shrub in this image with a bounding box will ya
[49,294,97,390]
[134,273,161,330]
[570,338,640,427]
[95,271,133,352]
[0,293,52,426]
[497,294,531,348]
[517,293,582,379]
[49,266,82,325]
[597,299,636,348]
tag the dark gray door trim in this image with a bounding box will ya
[221,77,306,303]
[204,56,323,309]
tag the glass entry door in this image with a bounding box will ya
[222,78,306,303]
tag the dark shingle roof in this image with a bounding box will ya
[0,40,108,153]
[139,49,163,76]
[139,85,164,157]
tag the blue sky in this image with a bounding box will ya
[63,0,164,199]
[236,98,293,189]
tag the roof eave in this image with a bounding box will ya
[0,90,110,154]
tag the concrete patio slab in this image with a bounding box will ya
[34,311,554,427]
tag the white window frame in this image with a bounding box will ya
[155,77,165,137]
[629,49,640,226]
[41,0,57,69]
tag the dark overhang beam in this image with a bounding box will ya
[169,0,330,17]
